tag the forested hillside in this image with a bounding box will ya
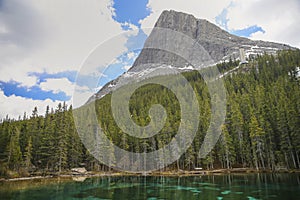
[1,50,299,177]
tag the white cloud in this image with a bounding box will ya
[0,80,94,119]
[1,0,300,119]
[110,51,138,66]
[122,65,132,71]
[127,52,137,60]
[140,0,232,34]
[121,22,139,31]
[0,0,133,118]
[111,58,122,65]
[40,78,74,97]
[72,85,95,108]
[79,32,129,76]
[140,0,300,48]
[0,90,65,119]
[225,0,300,48]
[0,0,129,86]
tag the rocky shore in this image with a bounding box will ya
[1,168,300,182]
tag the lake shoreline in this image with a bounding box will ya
[1,172,299,200]
[1,168,300,182]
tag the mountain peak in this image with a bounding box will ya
[90,10,294,102]
[132,10,292,69]
[155,10,232,40]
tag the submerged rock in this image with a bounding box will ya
[71,168,87,175]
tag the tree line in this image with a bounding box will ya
[0,50,299,177]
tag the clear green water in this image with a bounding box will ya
[0,174,299,200]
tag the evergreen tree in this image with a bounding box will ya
[24,136,33,169]
[6,127,23,170]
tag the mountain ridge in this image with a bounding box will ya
[89,10,295,102]
[133,10,293,67]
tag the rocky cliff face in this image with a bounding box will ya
[133,10,291,67]
[89,10,294,102]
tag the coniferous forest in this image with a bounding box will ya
[0,50,300,177]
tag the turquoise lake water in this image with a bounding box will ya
[0,173,299,199]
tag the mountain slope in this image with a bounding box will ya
[133,10,291,67]
[90,10,294,102]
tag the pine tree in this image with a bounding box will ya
[24,136,33,169]
[249,114,266,170]
[6,127,23,170]
[0,50,300,175]
[221,125,235,169]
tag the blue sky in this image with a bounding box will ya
[0,0,151,103]
[0,0,270,103]
[0,81,69,101]
[29,71,77,84]
[112,0,151,29]
[215,4,265,37]
[1,0,299,118]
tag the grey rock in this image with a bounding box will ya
[133,10,292,67]
[88,10,295,103]
[71,167,87,175]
